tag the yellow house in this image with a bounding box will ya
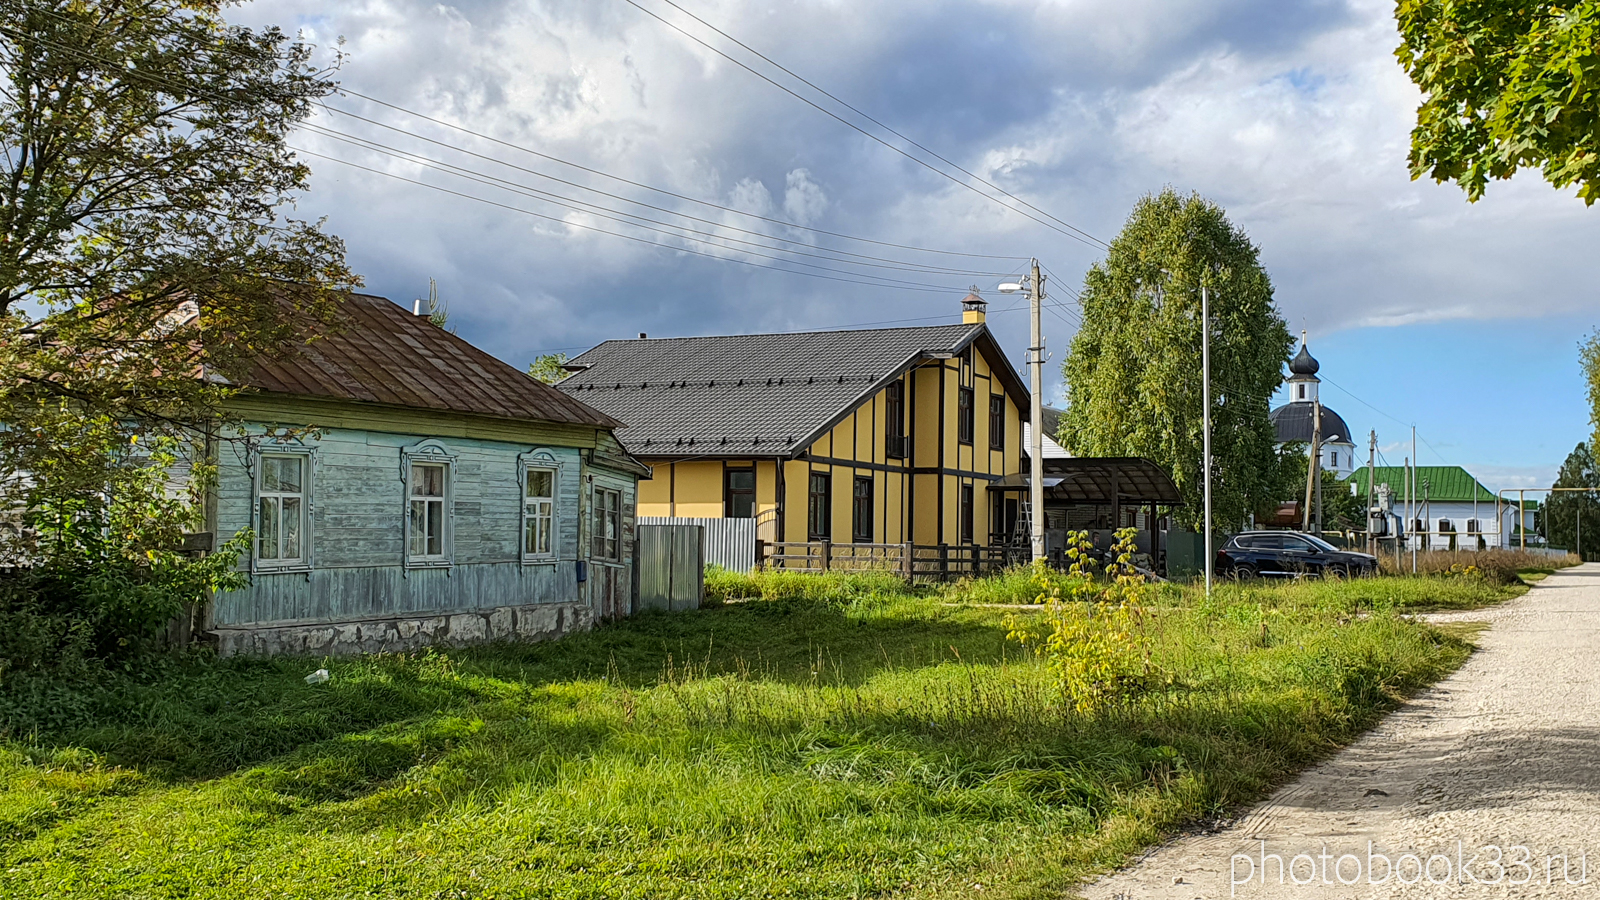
[555,296,1029,548]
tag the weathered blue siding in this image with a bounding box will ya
[212,424,634,627]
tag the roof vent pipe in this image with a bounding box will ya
[413,298,422,316]
[638,332,647,339]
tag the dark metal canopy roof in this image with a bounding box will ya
[987,457,1184,505]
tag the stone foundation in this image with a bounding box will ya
[211,601,593,657]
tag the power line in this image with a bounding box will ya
[6,21,1008,296]
[524,298,1038,357]
[9,11,1036,273]
[295,148,969,294]
[639,0,1109,250]
[335,93,1032,263]
[299,125,997,288]
[615,0,1107,250]
[300,120,1013,278]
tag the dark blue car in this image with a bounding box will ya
[1214,530,1378,579]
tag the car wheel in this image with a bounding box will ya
[1234,563,1259,581]
[1328,565,1351,580]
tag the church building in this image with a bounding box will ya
[1269,337,1359,479]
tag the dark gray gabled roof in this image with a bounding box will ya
[556,323,1028,457]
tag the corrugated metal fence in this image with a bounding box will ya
[638,517,758,572]
[635,524,703,612]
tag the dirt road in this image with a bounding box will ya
[1079,563,1600,899]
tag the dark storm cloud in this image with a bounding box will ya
[236,0,1596,394]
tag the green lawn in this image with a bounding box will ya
[0,575,1521,900]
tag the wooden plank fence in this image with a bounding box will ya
[761,541,1013,582]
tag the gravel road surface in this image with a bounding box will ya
[1079,563,1600,899]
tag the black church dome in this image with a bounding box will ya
[1288,343,1320,376]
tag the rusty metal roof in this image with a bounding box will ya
[244,291,622,429]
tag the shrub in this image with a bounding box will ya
[0,432,248,678]
[1005,537,1157,714]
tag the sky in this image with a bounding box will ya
[234,0,1599,491]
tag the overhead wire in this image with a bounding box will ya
[294,148,974,294]
[7,22,1004,295]
[614,0,1107,250]
[297,126,996,288]
[638,0,1109,250]
[336,91,1031,262]
[298,120,1013,279]
[11,11,1035,284]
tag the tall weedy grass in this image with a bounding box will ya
[1377,548,1579,584]
[0,567,1525,900]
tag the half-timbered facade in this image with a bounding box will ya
[555,296,1028,549]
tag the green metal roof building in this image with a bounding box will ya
[1344,465,1525,548]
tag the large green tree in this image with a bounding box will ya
[1544,442,1600,560]
[1060,189,1293,532]
[1397,1,1600,203]
[0,0,354,490]
[0,1,355,654]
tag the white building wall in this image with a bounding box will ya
[1398,500,1519,550]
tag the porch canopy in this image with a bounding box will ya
[986,457,1183,506]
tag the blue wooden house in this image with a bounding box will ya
[205,291,647,656]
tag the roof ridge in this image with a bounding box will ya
[589,321,980,346]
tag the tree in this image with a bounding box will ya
[0,0,355,481]
[1396,2,1600,203]
[0,1,355,656]
[1583,330,1600,452]
[1544,443,1600,561]
[1060,189,1293,532]
[528,353,570,384]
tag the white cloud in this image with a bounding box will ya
[782,168,827,226]
[232,0,1598,376]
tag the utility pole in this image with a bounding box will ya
[1028,259,1046,564]
[1410,426,1418,573]
[1201,283,1214,597]
[1301,397,1322,532]
[1366,431,1377,555]
[1422,478,1431,556]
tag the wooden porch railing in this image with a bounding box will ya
[758,540,1015,582]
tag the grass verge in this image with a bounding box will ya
[0,574,1516,899]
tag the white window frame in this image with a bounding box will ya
[401,439,456,569]
[250,442,316,574]
[519,449,563,564]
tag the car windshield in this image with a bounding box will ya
[1301,534,1341,552]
